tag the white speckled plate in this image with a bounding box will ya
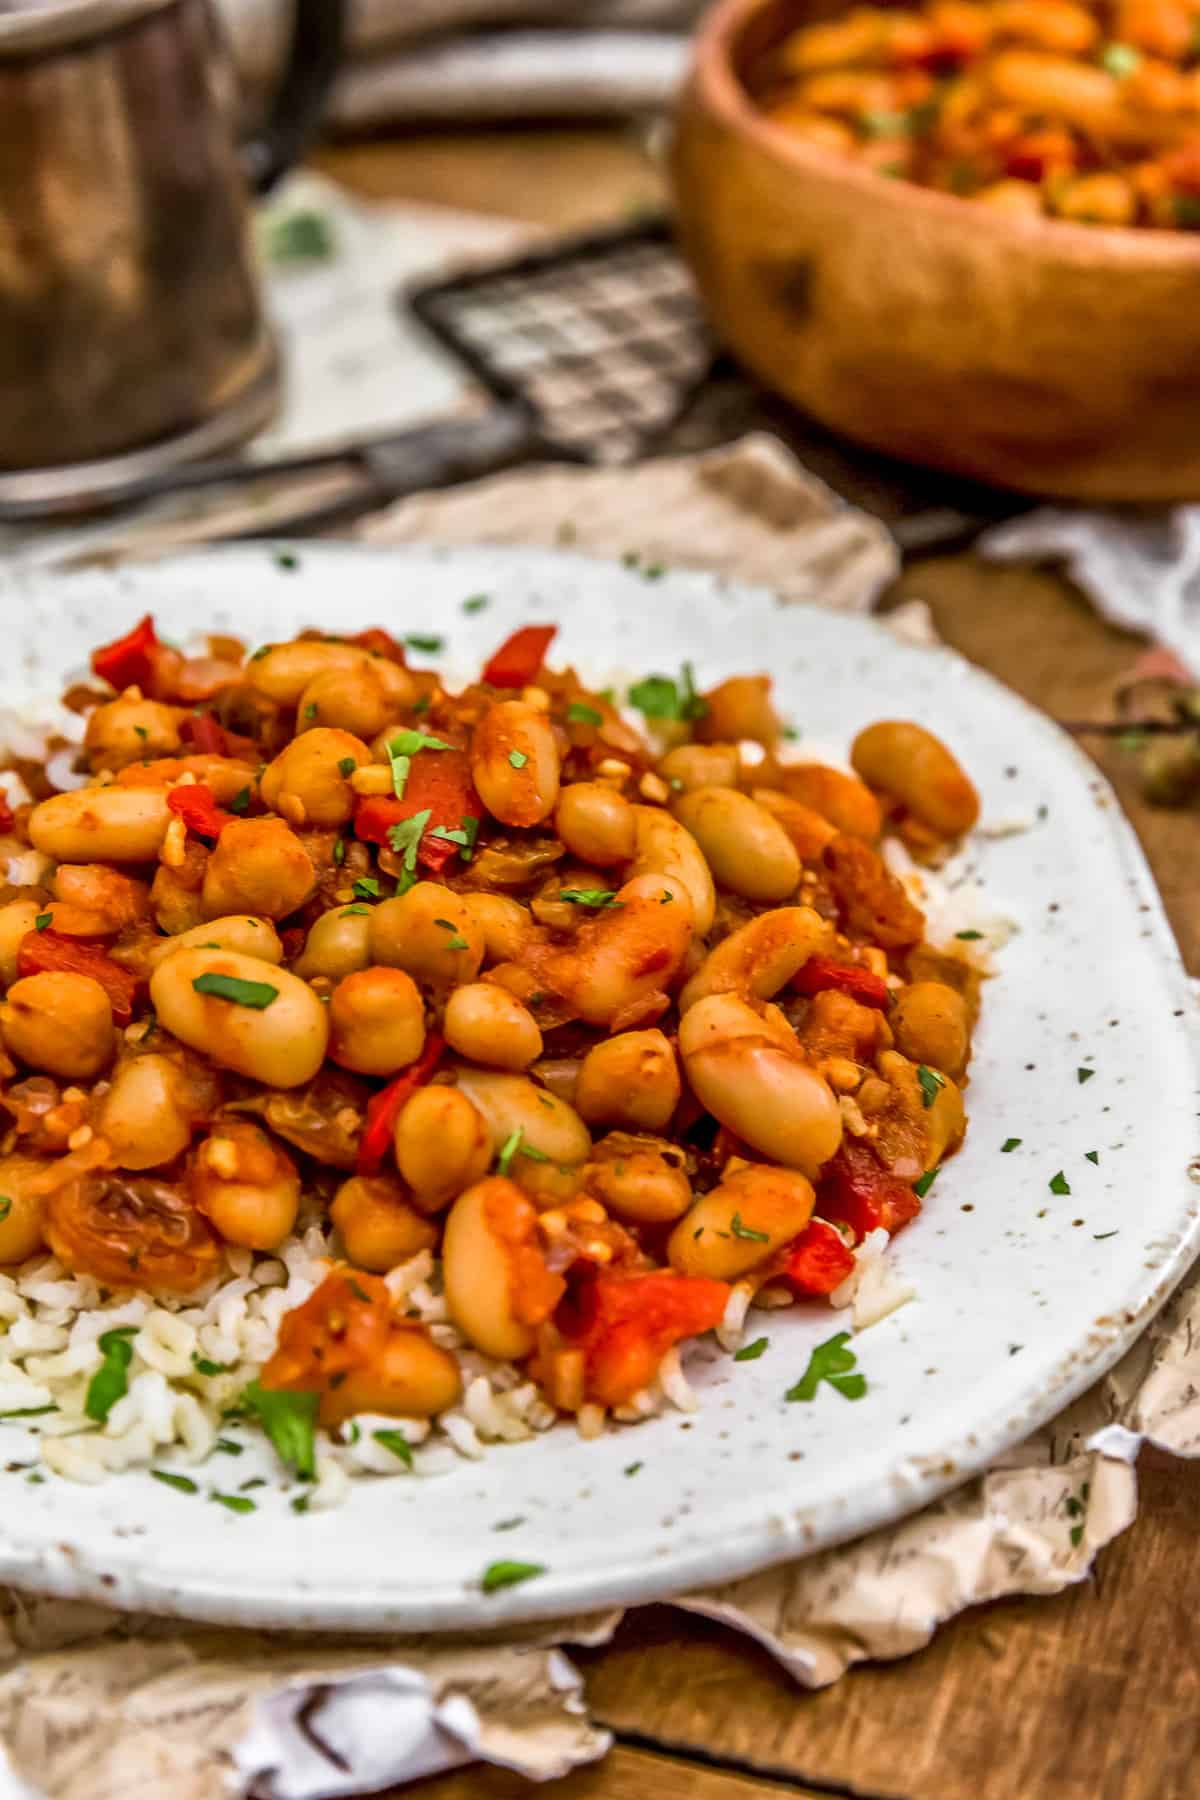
[0,543,1196,1634]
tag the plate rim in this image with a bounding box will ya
[0,539,1196,1632]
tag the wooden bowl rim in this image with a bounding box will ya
[689,0,1200,268]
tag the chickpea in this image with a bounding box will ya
[679,995,842,1176]
[443,1177,543,1359]
[628,805,716,934]
[146,914,283,969]
[149,949,329,1088]
[668,1164,815,1281]
[470,700,561,827]
[442,983,542,1071]
[259,728,370,829]
[201,818,317,921]
[890,981,970,1078]
[369,883,484,987]
[1,972,114,1079]
[680,906,829,1013]
[295,661,398,741]
[28,786,171,864]
[554,783,636,867]
[454,1067,591,1176]
[291,905,372,982]
[673,786,801,903]
[320,1323,462,1426]
[695,674,781,747]
[331,1173,437,1270]
[84,696,181,771]
[393,1085,492,1211]
[1053,173,1138,227]
[991,1,1099,55]
[0,1155,52,1263]
[190,1121,300,1251]
[657,743,741,793]
[850,721,980,839]
[750,789,839,860]
[97,1054,195,1170]
[328,967,426,1076]
[776,764,882,841]
[976,179,1047,218]
[0,900,42,988]
[246,639,378,705]
[575,1030,680,1132]
[53,864,148,931]
[585,1133,692,1223]
[461,892,531,964]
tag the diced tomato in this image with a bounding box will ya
[356,1033,445,1174]
[178,712,259,761]
[353,744,480,875]
[557,1269,730,1407]
[17,930,139,1026]
[352,628,407,664]
[481,625,557,689]
[816,1140,922,1242]
[260,1269,392,1392]
[91,614,160,693]
[166,783,231,843]
[779,1219,855,1296]
[792,955,889,1009]
[0,796,13,836]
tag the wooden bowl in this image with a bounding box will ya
[672,0,1200,501]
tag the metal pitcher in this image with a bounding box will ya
[0,0,345,512]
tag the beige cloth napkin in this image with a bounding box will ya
[2,435,1198,1798]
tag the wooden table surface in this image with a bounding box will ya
[314,129,1200,1800]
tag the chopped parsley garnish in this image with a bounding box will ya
[493,1515,526,1531]
[1077,1067,1095,1085]
[508,749,528,769]
[387,808,432,896]
[1069,1524,1084,1547]
[34,913,51,932]
[210,1491,256,1514]
[85,1326,138,1423]
[214,1438,243,1455]
[496,1127,523,1177]
[429,815,479,863]
[193,1354,233,1377]
[559,889,622,909]
[1101,41,1141,77]
[134,725,148,740]
[352,876,381,900]
[338,757,356,778]
[1085,1150,1100,1165]
[273,550,299,572]
[0,1199,10,1223]
[519,1143,552,1164]
[405,634,444,654]
[566,701,603,727]
[411,695,431,716]
[627,662,707,723]
[230,785,251,815]
[333,837,346,866]
[786,1331,867,1403]
[730,1212,769,1243]
[1094,1229,1119,1240]
[624,1461,643,1477]
[241,1381,318,1479]
[1049,1171,1071,1195]
[917,1065,945,1109]
[341,904,370,918]
[1001,1138,1022,1153]
[955,929,983,941]
[913,1166,939,1199]
[0,1404,57,1421]
[239,1477,267,1492]
[151,1470,199,1495]
[290,1492,311,1514]
[386,730,451,800]
[462,594,490,613]
[373,1428,414,1469]
[734,1337,769,1362]
[192,973,279,1009]
[302,701,317,722]
[480,1559,546,1594]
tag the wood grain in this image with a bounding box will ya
[410,1743,834,1799]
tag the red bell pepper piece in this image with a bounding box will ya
[166,783,232,843]
[353,743,480,875]
[556,1269,730,1408]
[779,1219,855,1296]
[178,712,259,761]
[0,796,14,836]
[816,1141,922,1242]
[352,628,408,664]
[91,614,160,693]
[17,931,139,1026]
[356,1033,445,1175]
[792,955,889,1009]
[481,624,557,689]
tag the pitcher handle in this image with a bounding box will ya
[240,0,347,195]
